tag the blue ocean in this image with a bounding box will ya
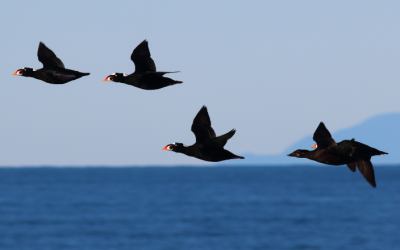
[0,166,398,250]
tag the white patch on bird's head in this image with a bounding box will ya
[21,67,35,71]
[110,72,127,77]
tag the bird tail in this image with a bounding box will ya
[232,156,245,159]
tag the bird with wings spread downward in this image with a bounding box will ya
[288,122,387,187]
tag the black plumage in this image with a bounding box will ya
[102,40,182,90]
[162,106,244,162]
[13,42,90,84]
[287,122,387,187]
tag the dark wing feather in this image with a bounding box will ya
[37,42,65,68]
[207,129,236,148]
[355,160,376,188]
[346,163,357,172]
[191,106,216,143]
[145,71,179,76]
[44,69,80,82]
[130,40,156,74]
[49,72,78,82]
[313,122,337,149]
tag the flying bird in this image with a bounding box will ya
[162,106,244,162]
[13,42,90,84]
[102,40,182,90]
[287,122,387,187]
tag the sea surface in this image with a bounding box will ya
[0,166,399,250]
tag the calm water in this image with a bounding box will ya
[0,166,398,250]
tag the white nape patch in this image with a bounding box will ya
[111,73,117,76]
[33,69,36,71]
[123,73,127,76]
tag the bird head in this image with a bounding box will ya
[12,67,35,77]
[162,142,187,153]
[102,73,126,82]
[287,149,308,158]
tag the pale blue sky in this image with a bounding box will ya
[1,1,400,165]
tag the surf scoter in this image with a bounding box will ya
[102,40,182,90]
[162,106,244,162]
[287,122,387,187]
[13,42,90,84]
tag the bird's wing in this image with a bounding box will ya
[130,40,156,74]
[206,129,236,148]
[144,71,179,76]
[355,160,376,188]
[37,42,65,68]
[46,70,78,82]
[346,163,357,172]
[191,106,216,143]
[313,122,337,149]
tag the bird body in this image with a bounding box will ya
[169,142,242,162]
[293,148,354,166]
